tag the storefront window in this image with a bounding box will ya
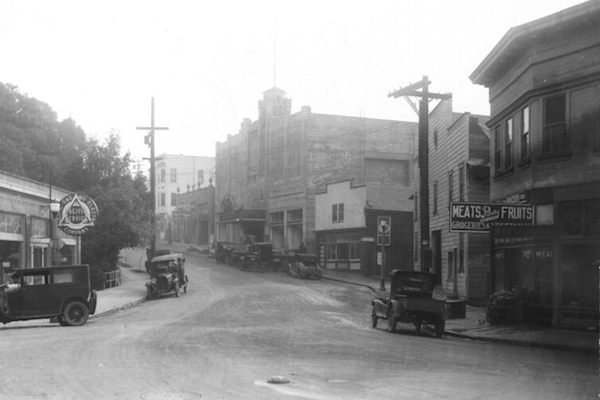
[0,241,21,281]
[0,212,23,235]
[560,244,599,307]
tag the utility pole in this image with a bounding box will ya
[137,97,169,263]
[388,76,451,274]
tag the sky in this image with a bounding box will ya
[0,0,590,168]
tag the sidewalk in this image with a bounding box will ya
[321,269,598,355]
[3,245,597,356]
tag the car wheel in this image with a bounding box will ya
[371,309,378,328]
[414,319,422,331]
[62,301,90,326]
[216,252,228,264]
[387,308,397,333]
[249,261,260,272]
[434,317,445,338]
[57,315,69,327]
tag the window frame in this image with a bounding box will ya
[494,125,503,173]
[433,181,438,215]
[521,105,530,161]
[504,118,513,169]
[543,94,568,155]
[332,203,344,223]
[448,170,454,209]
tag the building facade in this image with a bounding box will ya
[0,170,80,282]
[215,87,417,270]
[152,154,215,241]
[470,1,600,328]
[171,182,216,246]
[413,99,491,303]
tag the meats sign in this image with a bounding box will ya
[450,202,534,233]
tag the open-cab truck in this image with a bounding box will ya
[372,270,446,338]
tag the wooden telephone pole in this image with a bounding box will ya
[137,97,169,262]
[388,76,451,273]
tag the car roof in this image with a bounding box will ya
[151,253,184,263]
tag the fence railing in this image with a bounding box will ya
[104,269,121,289]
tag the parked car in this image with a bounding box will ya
[238,243,281,272]
[146,253,188,299]
[288,253,322,279]
[371,270,446,338]
[0,265,97,326]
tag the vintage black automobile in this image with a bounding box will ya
[0,265,97,326]
[146,253,188,299]
[288,253,322,279]
[237,243,281,272]
[371,270,446,338]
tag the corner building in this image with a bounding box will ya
[471,1,600,328]
[216,88,417,271]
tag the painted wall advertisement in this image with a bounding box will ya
[450,202,534,233]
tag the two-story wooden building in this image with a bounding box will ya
[470,1,600,328]
[413,99,491,304]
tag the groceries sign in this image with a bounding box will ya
[450,202,534,233]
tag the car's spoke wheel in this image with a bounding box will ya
[62,301,89,326]
[249,261,260,272]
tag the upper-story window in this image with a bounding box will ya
[521,105,530,160]
[448,170,454,208]
[414,194,418,222]
[494,125,502,173]
[544,94,567,154]
[198,170,204,185]
[170,193,177,206]
[170,168,177,182]
[504,118,513,169]
[458,164,465,201]
[433,129,439,149]
[433,181,438,215]
[332,203,344,223]
[159,168,166,183]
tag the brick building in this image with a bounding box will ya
[470,1,600,328]
[413,99,491,304]
[215,87,417,271]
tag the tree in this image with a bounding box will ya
[0,82,152,275]
[65,134,153,273]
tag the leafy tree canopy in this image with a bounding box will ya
[0,82,152,272]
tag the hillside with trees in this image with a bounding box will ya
[0,82,152,279]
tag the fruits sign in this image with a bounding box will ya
[57,193,99,236]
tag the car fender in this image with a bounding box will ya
[390,299,407,318]
[89,290,98,314]
[372,298,390,318]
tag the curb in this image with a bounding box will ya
[321,276,380,293]
[443,330,597,356]
[89,296,147,320]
